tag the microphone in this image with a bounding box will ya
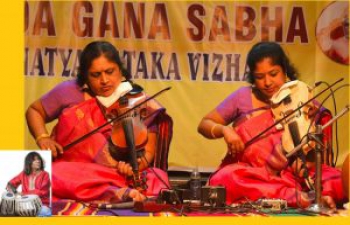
[311,78,344,90]
[321,104,349,129]
[90,201,134,209]
[314,81,322,87]
[310,81,322,90]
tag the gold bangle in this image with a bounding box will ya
[210,124,219,138]
[35,133,50,143]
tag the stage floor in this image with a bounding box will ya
[52,200,349,217]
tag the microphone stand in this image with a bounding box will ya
[286,105,350,158]
[306,124,325,213]
[286,105,350,214]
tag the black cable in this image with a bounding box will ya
[169,205,188,216]
[141,155,184,206]
[312,81,339,166]
[179,204,186,216]
[305,83,349,166]
[147,177,247,215]
[292,133,316,191]
[142,155,171,190]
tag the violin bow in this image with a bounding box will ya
[244,78,344,148]
[63,87,171,151]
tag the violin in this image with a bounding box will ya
[268,81,317,187]
[103,84,148,191]
[62,85,171,192]
[244,78,343,150]
[270,80,315,154]
[105,88,148,152]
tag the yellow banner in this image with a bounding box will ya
[24,1,349,171]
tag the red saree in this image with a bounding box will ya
[51,98,170,202]
[209,110,344,208]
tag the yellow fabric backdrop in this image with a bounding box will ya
[24,1,349,171]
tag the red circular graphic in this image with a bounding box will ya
[316,1,349,65]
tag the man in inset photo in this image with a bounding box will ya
[0,151,51,217]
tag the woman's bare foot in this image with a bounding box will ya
[129,189,146,202]
[322,195,336,209]
[110,187,146,203]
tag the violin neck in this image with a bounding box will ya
[288,121,302,147]
[122,118,139,170]
[122,117,148,191]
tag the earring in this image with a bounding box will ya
[82,83,90,91]
[285,74,290,82]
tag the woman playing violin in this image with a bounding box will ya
[198,42,345,209]
[26,41,170,205]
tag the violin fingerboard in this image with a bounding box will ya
[288,121,301,146]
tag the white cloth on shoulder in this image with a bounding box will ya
[96,81,133,108]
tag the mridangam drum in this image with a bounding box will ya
[15,194,42,216]
[0,192,15,216]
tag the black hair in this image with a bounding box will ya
[24,152,45,175]
[245,42,298,84]
[77,41,131,87]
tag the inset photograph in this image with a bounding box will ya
[0,150,52,217]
